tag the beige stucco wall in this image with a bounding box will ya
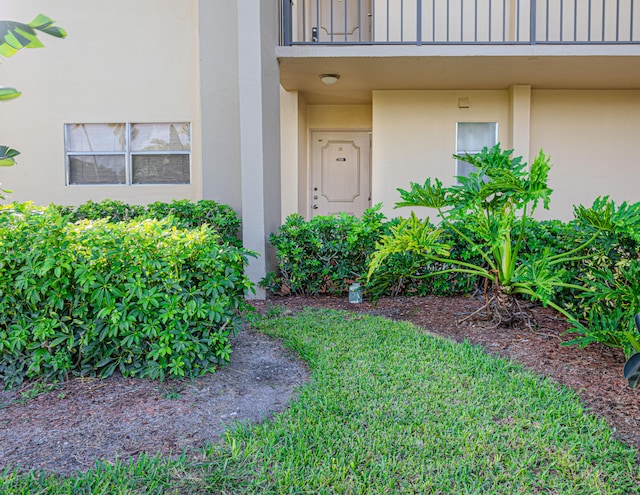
[531,90,640,221]
[1,0,201,206]
[199,0,242,211]
[280,87,300,220]
[307,104,372,129]
[372,90,510,219]
[297,94,309,216]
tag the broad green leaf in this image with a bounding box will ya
[0,145,20,166]
[29,14,67,39]
[623,353,640,389]
[396,178,447,209]
[0,86,21,100]
[0,15,66,60]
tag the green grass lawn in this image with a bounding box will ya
[2,308,639,494]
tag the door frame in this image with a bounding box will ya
[308,128,372,218]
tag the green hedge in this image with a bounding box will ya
[55,198,241,245]
[0,203,255,388]
[262,207,386,295]
[262,206,481,298]
[264,201,640,356]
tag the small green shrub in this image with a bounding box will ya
[264,207,481,298]
[55,198,241,245]
[146,199,241,243]
[366,221,483,298]
[70,199,145,222]
[263,206,387,295]
[566,244,640,356]
[0,203,255,388]
[516,201,640,356]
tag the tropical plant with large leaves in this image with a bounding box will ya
[0,14,66,197]
[367,144,626,327]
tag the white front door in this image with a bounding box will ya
[311,130,371,217]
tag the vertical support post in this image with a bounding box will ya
[573,0,577,42]
[237,0,281,299]
[461,0,464,42]
[489,0,492,42]
[282,0,292,45]
[358,0,362,42]
[602,0,605,42]
[475,0,478,42]
[631,0,634,41]
[588,0,591,42]
[503,0,506,42]
[616,0,620,42]
[401,0,404,42]
[345,0,348,41]
[417,0,422,45]
[530,0,537,44]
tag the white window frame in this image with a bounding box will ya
[455,122,498,181]
[64,122,192,186]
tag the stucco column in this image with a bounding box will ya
[509,85,532,163]
[237,0,282,299]
[198,0,241,210]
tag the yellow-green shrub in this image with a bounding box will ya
[0,203,255,388]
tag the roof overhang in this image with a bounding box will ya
[278,44,640,103]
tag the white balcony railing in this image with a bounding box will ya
[281,0,640,45]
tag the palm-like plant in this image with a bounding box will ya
[368,145,620,326]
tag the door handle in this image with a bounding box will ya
[313,205,318,210]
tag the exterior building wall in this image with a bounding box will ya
[372,90,510,218]
[2,0,202,206]
[3,0,281,299]
[368,88,640,222]
[199,0,242,210]
[307,104,372,129]
[530,89,640,221]
[297,93,309,216]
[237,0,282,299]
[280,87,300,220]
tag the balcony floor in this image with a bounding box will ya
[278,44,640,104]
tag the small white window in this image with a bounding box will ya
[65,123,191,185]
[455,122,497,179]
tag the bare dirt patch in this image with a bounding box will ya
[0,327,309,476]
[1,294,639,476]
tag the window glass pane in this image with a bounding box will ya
[456,122,497,180]
[68,155,126,184]
[132,154,190,184]
[66,124,126,152]
[457,122,497,153]
[130,123,190,152]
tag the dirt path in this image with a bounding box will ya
[0,328,309,475]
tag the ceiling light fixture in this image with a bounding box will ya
[319,73,340,85]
